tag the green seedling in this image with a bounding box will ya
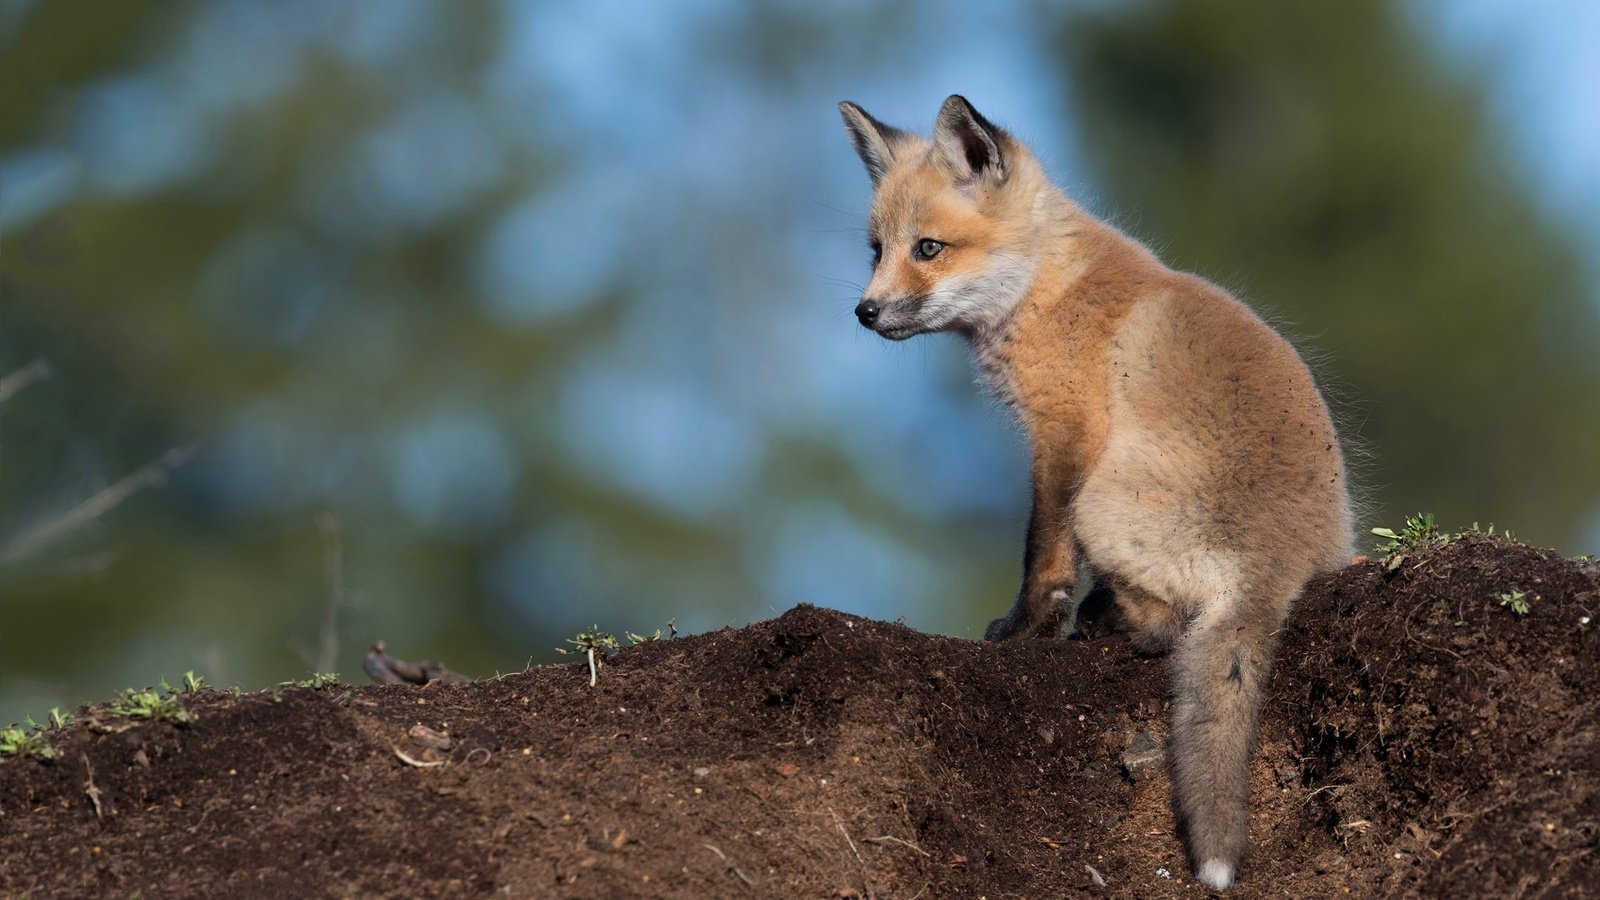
[283,673,341,690]
[108,688,189,723]
[1372,513,1448,572]
[557,619,680,686]
[0,725,53,760]
[626,618,679,645]
[557,626,620,686]
[1467,521,1518,541]
[48,707,72,729]
[1498,590,1532,616]
[1372,512,1443,550]
[182,671,206,693]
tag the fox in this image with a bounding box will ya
[837,95,1353,891]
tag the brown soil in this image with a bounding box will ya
[2,536,1597,898]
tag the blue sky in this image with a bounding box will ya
[1422,0,1600,275]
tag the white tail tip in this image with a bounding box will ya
[1198,859,1235,891]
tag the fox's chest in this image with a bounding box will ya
[966,311,1115,470]
[969,335,1020,410]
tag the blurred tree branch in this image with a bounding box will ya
[0,444,197,565]
[311,512,346,675]
[0,359,51,405]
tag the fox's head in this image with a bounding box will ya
[839,95,1045,341]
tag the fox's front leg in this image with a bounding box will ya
[984,460,1077,640]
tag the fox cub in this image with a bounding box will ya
[839,96,1352,890]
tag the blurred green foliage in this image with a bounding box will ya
[1,0,1596,725]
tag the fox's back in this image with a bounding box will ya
[1064,257,1352,601]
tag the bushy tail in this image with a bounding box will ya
[1169,604,1282,891]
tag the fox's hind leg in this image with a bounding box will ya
[1072,576,1179,653]
[1117,584,1181,653]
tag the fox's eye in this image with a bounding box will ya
[914,239,944,260]
[870,241,882,266]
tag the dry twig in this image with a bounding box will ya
[392,746,446,768]
[830,806,875,899]
[864,835,931,857]
[830,807,863,864]
[81,753,104,818]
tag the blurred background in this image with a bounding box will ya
[4,0,1599,724]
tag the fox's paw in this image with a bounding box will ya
[985,588,1072,641]
[983,614,1026,641]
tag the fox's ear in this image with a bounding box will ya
[839,101,910,187]
[933,95,1006,186]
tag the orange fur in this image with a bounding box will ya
[840,96,1353,891]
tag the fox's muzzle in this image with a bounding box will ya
[854,295,927,341]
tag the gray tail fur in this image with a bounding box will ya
[1169,605,1282,891]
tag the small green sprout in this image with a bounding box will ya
[1468,522,1519,541]
[108,688,189,723]
[48,707,72,729]
[1372,513,1448,571]
[1498,590,1532,616]
[1372,512,1442,549]
[182,671,206,693]
[283,673,341,690]
[626,618,679,645]
[557,620,679,686]
[0,725,53,760]
[557,626,620,686]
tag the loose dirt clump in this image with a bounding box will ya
[2,536,1596,898]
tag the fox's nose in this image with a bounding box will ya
[855,299,880,326]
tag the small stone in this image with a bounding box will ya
[693,766,710,777]
[408,724,452,750]
[1120,731,1166,781]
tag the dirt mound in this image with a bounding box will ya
[2,536,1597,898]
